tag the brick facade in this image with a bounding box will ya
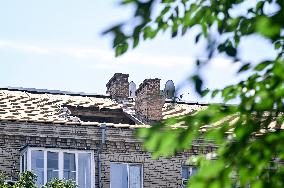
[0,74,213,187]
[0,121,216,188]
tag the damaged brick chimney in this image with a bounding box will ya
[135,78,165,123]
[106,73,129,101]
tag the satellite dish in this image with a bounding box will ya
[129,81,136,98]
[164,80,175,99]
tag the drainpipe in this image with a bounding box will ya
[98,124,106,188]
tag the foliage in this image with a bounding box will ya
[0,173,6,187]
[14,171,37,188]
[105,0,284,187]
[43,179,76,188]
[0,172,76,188]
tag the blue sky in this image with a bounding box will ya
[0,0,278,102]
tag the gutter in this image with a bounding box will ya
[98,124,106,188]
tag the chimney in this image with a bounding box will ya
[135,78,165,122]
[106,73,129,100]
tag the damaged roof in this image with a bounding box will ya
[0,87,206,127]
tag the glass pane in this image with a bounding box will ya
[47,152,59,182]
[78,153,91,188]
[182,166,189,179]
[189,167,197,177]
[64,171,76,181]
[64,153,76,181]
[129,165,142,188]
[31,150,44,186]
[110,163,128,188]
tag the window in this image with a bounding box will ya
[20,147,94,188]
[64,153,76,181]
[31,150,44,185]
[110,162,143,188]
[181,165,197,187]
[78,153,91,188]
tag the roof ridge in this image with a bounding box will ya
[0,86,110,98]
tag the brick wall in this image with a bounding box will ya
[106,73,129,100]
[0,121,216,187]
[135,79,165,122]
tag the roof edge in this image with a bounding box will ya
[164,99,236,106]
[0,87,111,99]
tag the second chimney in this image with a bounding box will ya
[135,78,165,123]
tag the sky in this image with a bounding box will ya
[0,0,278,102]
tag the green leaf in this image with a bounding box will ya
[201,21,208,37]
[274,41,282,50]
[222,86,236,101]
[160,6,170,16]
[195,33,202,43]
[211,89,219,98]
[143,26,157,39]
[256,1,265,12]
[251,181,263,188]
[225,46,237,57]
[171,30,178,38]
[136,127,150,138]
[274,83,284,98]
[256,16,281,38]
[133,36,140,48]
[162,0,175,3]
[191,75,203,95]
[254,61,272,71]
[238,63,250,73]
[115,42,129,57]
[201,88,210,97]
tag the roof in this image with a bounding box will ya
[0,87,206,127]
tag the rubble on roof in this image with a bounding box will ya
[0,88,206,127]
[0,89,122,124]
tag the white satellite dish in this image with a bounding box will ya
[164,80,175,99]
[129,81,136,98]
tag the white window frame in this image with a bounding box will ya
[20,147,95,188]
[110,162,143,188]
[20,151,27,172]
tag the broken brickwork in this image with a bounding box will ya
[106,73,129,100]
[135,78,165,122]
